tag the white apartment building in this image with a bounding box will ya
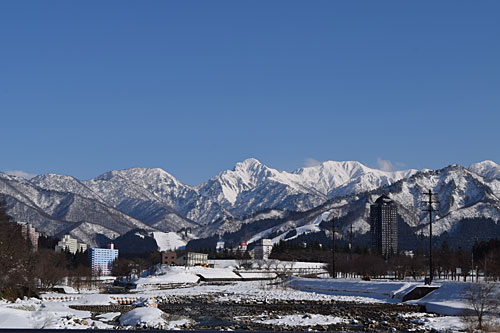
[55,234,87,254]
[253,238,273,260]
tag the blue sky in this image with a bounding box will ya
[1,1,499,185]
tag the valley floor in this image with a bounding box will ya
[1,276,496,331]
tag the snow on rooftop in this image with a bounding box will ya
[238,272,277,280]
[196,268,241,280]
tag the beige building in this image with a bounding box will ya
[177,252,208,266]
[18,222,39,251]
[161,251,177,266]
[55,234,87,254]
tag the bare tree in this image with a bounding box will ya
[36,249,68,289]
[463,282,499,330]
[255,260,264,270]
[271,259,281,271]
[235,258,251,270]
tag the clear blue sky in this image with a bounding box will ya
[1,1,499,185]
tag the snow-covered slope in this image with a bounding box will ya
[468,160,500,180]
[197,158,417,217]
[152,232,186,251]
[84,169,199,231]
[387,165,500,235]
[245,164,500,245]
[88,168,231,225]
[0,173,154,246]
[294,161,417,197]
[3,159,500,247]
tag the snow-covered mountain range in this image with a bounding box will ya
[1,159,499,247]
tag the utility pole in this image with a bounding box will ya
[472,237,478,282]
[471,250,474,283]
[330,214,336,278]
[422,189,439,285]
[349,222,353,261]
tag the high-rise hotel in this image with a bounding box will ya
[370,195,398,258]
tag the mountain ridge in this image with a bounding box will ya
[1,159,499,247]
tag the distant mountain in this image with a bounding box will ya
[87,168,231,225]
[217,163,500,249]
[197,158,417,217]
[468,160,500,180]
[2,159,500,249]
[0,173,154,246]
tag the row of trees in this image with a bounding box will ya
[268,238,500,282]
[111,252,160,278]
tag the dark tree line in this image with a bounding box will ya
[0,199,92,300]
[472,238,500,281]
[269,237,488,281]
[0,200,38,299]
[111,252,160,277]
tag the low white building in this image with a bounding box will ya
[177,252,208,266]
[216,240,225,252]
[55,235,87,254]
[253,238,273,260]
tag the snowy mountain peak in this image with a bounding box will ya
[4,159,500,247]
[198,158,275,205]
[468,160,500,180]
[95,167,183,188]
[232,158,273,180]
[32,173,79,183]
[30,173,105,202]
[293,160,417,197]
[295,160,369,178]
[234,158,263,170]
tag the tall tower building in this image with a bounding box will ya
[370,195,398,258]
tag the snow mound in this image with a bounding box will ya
[119,307,167,329]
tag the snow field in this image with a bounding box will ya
[0,298,111,329]
[4,273,499,331]
[236,313,349,327]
